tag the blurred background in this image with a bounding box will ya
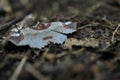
[0,0,120,23]
[0,0,120,80]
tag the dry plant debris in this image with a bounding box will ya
[64,38,99,49]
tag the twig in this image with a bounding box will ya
[0,13,27,31]
[102,16,113,27]
[10,50,31,80]
[100,42,111,51]
[111,23,120,43]
[77,21,99,30]
[10,56,27,80]
[25,63,50,80]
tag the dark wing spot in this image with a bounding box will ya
[33,23,51,30]
[43,36,53,40]
[19,33,24,40]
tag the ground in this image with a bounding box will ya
[0,0,120,80]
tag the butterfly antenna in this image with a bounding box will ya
[14,24,21,33]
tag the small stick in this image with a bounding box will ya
[10,50,31,80]
[111,23,120,43]
[25,63,50,80]
[102,16,113,26]
[77,21,99,30]
[10,56,27,80]
[0,13,27,31]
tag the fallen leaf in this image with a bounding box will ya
[64,38,99,49]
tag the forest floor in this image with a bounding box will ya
[0,0,120,80]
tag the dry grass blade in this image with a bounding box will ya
[25,63,50,80]
[10,56,27,80]
[9,50,31,80]
[77,21,99,30]
[111,23,120,43]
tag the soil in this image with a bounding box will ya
[0,0,120,80]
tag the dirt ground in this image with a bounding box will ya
[0,0,120,80]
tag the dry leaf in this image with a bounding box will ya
[64,38,99,49]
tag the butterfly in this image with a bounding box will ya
[8,15,77,49]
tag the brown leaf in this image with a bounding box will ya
[64,38,99,49]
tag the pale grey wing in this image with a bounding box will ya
[18,35,48,49]
[8,21,71,49]
[16,14,36,29]
[8,30,23,45]
[9,36,21,45]
[18,28,49,49]
[18,28,67,49]
[47,22,77,34]
[45,31,67,44]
